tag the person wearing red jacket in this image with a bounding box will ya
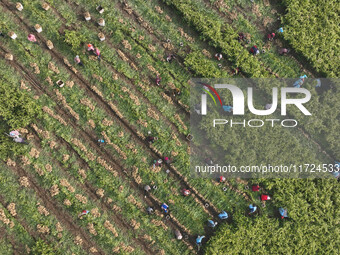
[252,185,260,192]
[267,33,275,41]
[261,194,271,201]
[182,189,190,196]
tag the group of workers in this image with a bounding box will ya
[249,27,287,56]
[87,43,101,61]
[248,185,288,219]
[6,130,28,144]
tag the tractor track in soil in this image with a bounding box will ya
[0,43,199,251]
[0,2,222,220]
[65,0,191,116]
[29,129,155,255]
[6,163,106,255]
[201,0,322,79]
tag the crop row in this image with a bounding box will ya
[0,27,211,250]
[160,0,340,160]
[0,161,89,254]
[200,0,310,78]
[0,0,245,219]
[0,0,258,244]
[282,0,339,77]
[0,45,201,254]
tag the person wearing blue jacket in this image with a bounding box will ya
[218,211,229,220]
[196,235,205,246]
[161,203,169,213]
[249,204,257,214]
[207,220,217,228]
[279,208,288,219]
[223,105,233,113]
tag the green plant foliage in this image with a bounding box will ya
[163,0,270,77]
[30,239,60,255]
[0,81,40,160]
[63,29,86,51]
[282,0,340,77]
[184,51,227,77]
[206,179,340,254]
[0,81,40,129]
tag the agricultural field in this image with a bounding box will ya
[0,0,339,255]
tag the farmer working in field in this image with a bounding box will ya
[94,48,101,61]
[146,136,158,144]
[205,158,214,165]
[218,211,229,220]
[146,207,154,214]
[74,55,84,66]
[161,203,169,214]
[164,157,171,164]
[87,43,94,51]
[279,48,289,55]
[267,33,275,41]
[8,130,28,144]
[196,236,205,246]
[182,189,190,196]
[13,137,28,144]
[153,159,162,168]
[279,208,288,219]
[156,75,161,86]
[261,194,271,201]
[252,184,261,191]
[238,32,246,42]
[293,75,307,88]
[144,185,151,193]
[250,45,260,55]
[223,105,233,113]
[166,54,175,63]
[215,53,223,61]
[207,220,217,228]
[78,210,89,218]
[27,34,37,43]
[172,88,181,97]
[249,204,257,214]
[219,176,226,183]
